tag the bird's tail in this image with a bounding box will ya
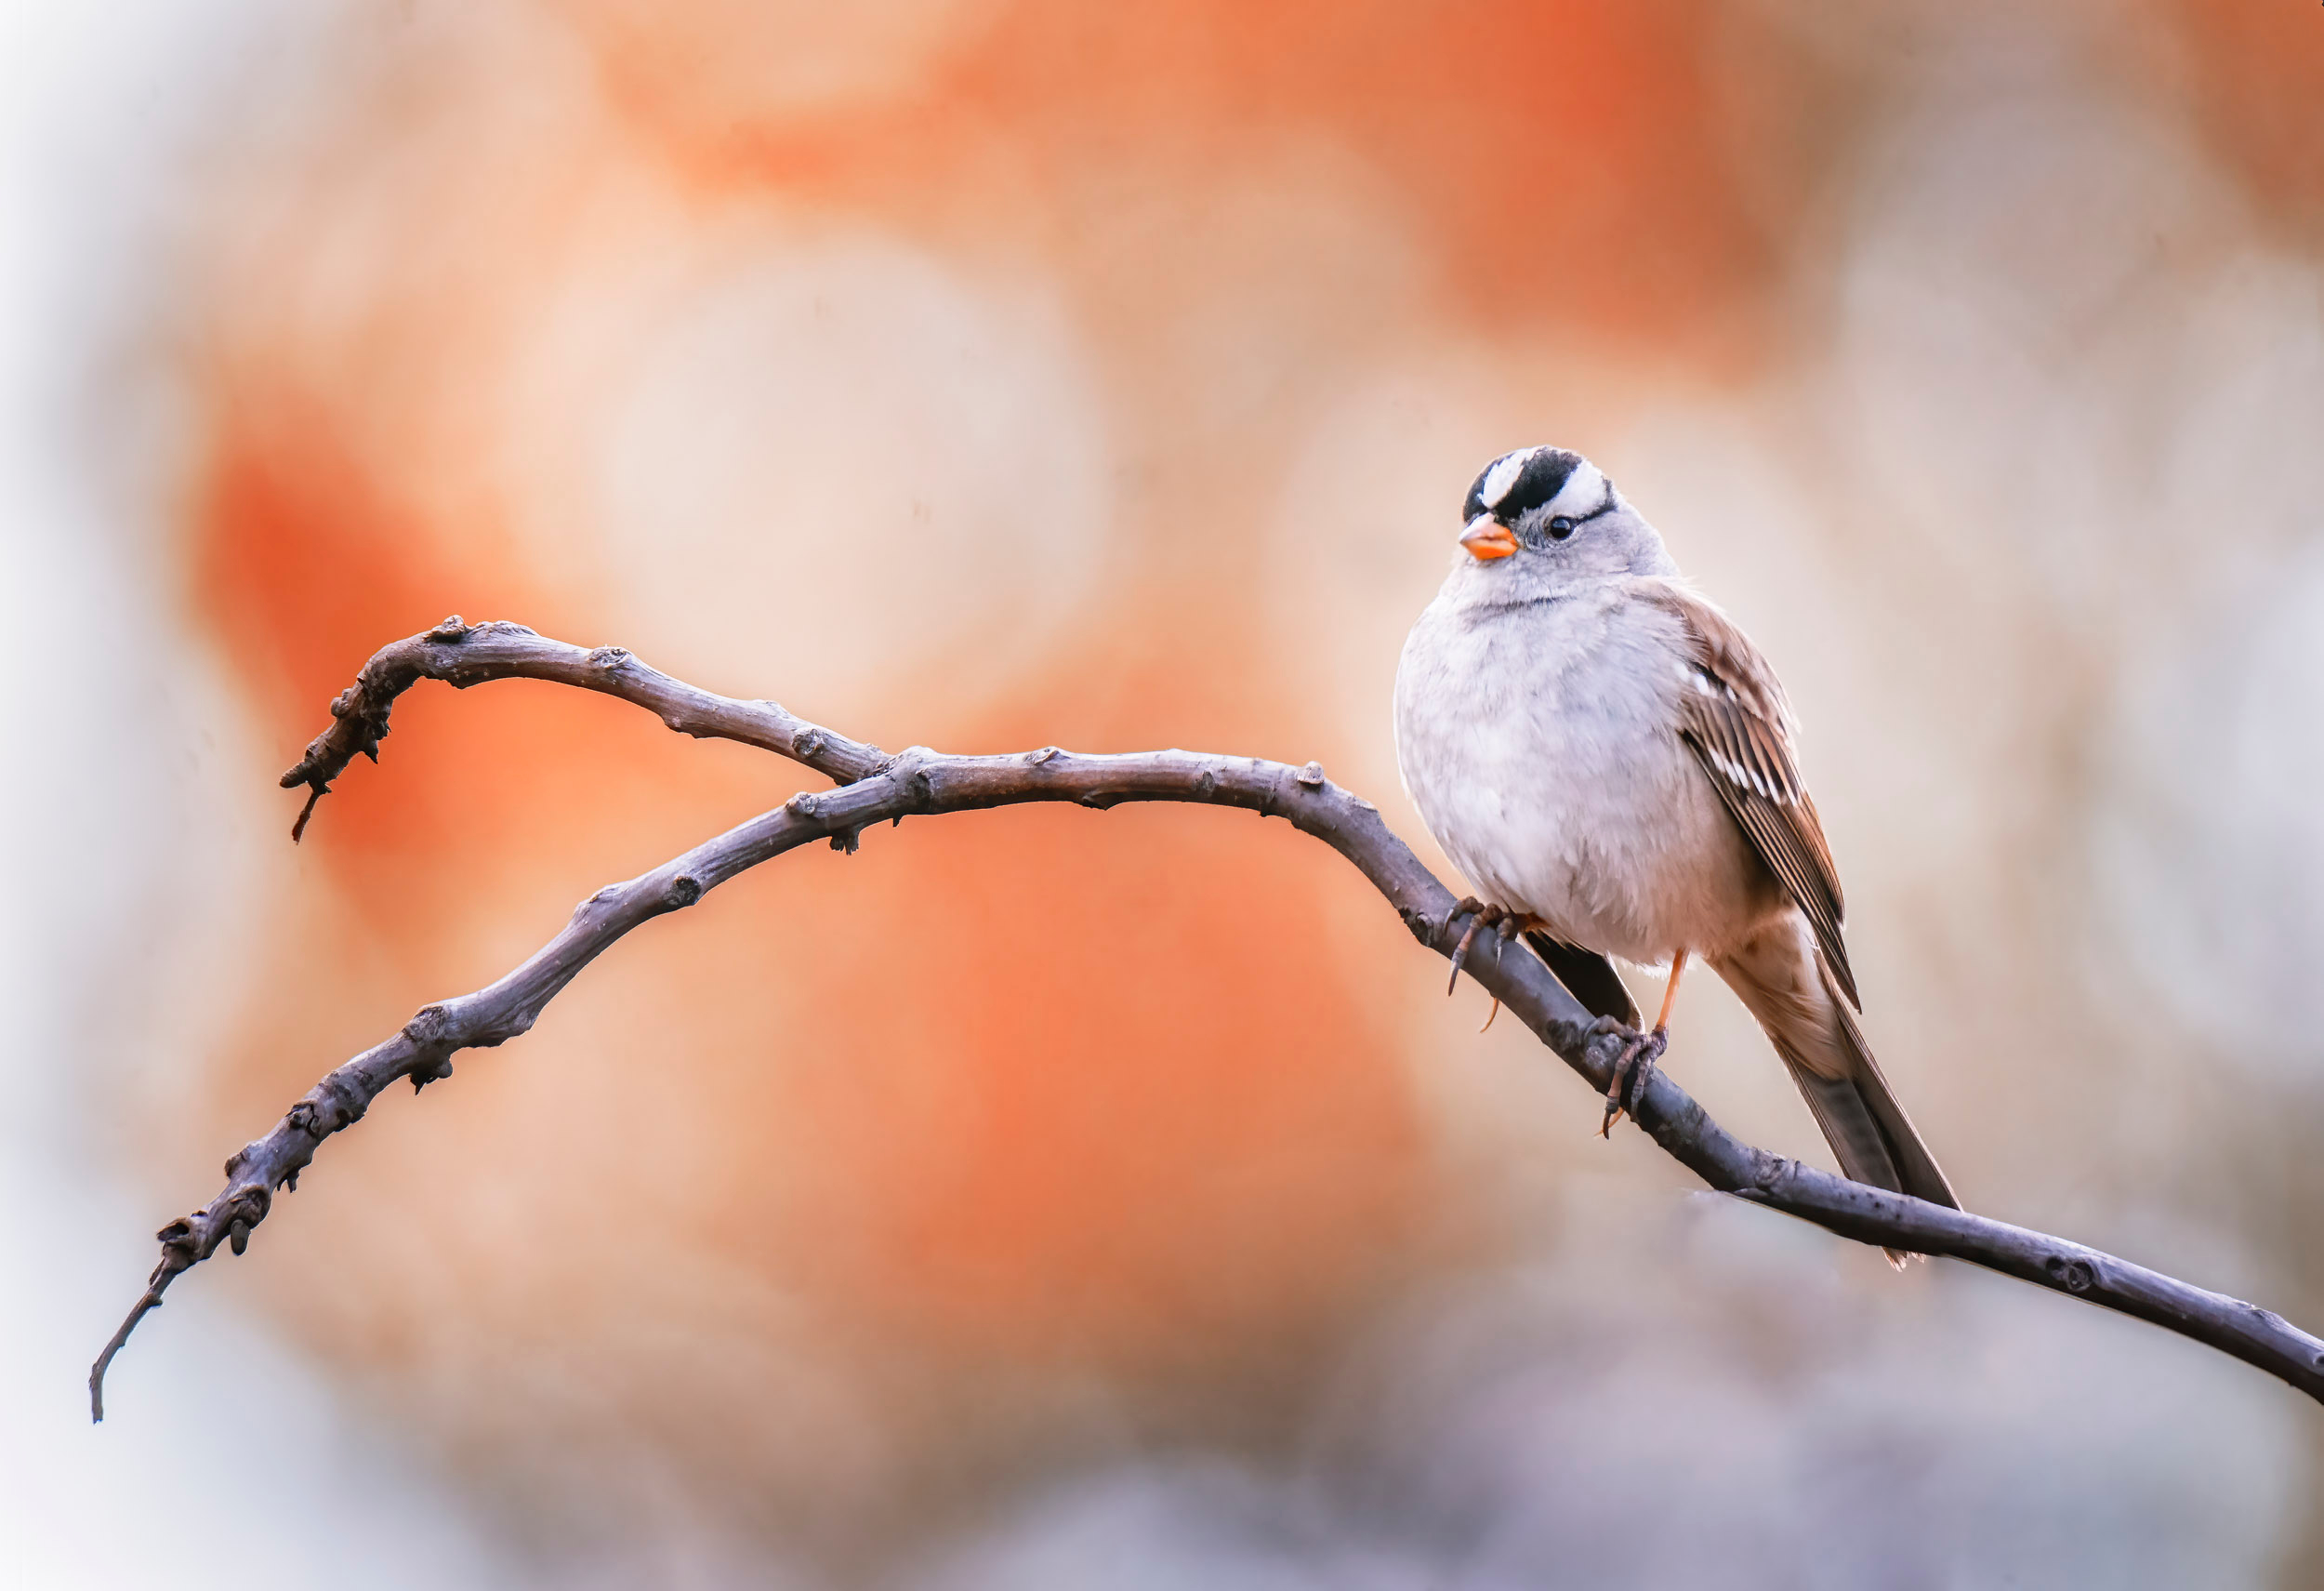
[1712,917,1957,1263]
[1522,930,1639,1028]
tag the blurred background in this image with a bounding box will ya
[7,0,2322,1584]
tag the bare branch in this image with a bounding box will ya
[93,618,2324,1419]
[275,615,888,841]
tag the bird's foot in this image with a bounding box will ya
[1588,1016,1669,1137]
[1444,899,1525,996]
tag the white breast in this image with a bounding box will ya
[1393,582,1768,964]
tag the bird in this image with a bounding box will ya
[1393,445,1958,1253]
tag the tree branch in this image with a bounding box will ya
[91,617,2324,1419]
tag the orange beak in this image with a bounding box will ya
[1460,514,1518,561]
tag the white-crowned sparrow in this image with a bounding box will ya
[1393,446,1958,1242]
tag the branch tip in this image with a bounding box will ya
[288,784,326,842]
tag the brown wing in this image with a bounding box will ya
[1630,578,1859,1009]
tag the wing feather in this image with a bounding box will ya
[1630,579,1859,1009]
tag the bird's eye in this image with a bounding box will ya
[1547,516,1576,539]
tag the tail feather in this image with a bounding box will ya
[1787,1065,1907,1196]
[1522,930,1640,1028]
[1817,954,1958,1212]
[1713,918,1957,1263]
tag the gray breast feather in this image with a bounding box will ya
[1394,586,1770,963]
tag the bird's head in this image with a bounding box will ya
[1455,446,1669,584]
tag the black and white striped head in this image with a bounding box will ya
[1459,446,1617,558]
[1451,445,1668,585]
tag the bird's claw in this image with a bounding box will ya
[1592,1021,1669,1137]
[1446,898,1499,994]
[1444,899,1527,996]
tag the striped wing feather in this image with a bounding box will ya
[1631,579,1860,1009]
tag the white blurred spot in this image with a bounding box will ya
[574,230,1111,724]
[2095,542,2324,1065]
[1,1,524,1585]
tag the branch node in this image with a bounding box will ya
[666,874,704,908]
[1297,760,1326,789]
[1195,768,1218,799]
[2045,1254,2097,1293]
[425,616,471,643]
[787,791,822,820]
[291,1074,369,1137]
[588,645,631,670]
[1027,746,1060,765]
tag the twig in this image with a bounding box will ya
[90,617,2324,1420]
